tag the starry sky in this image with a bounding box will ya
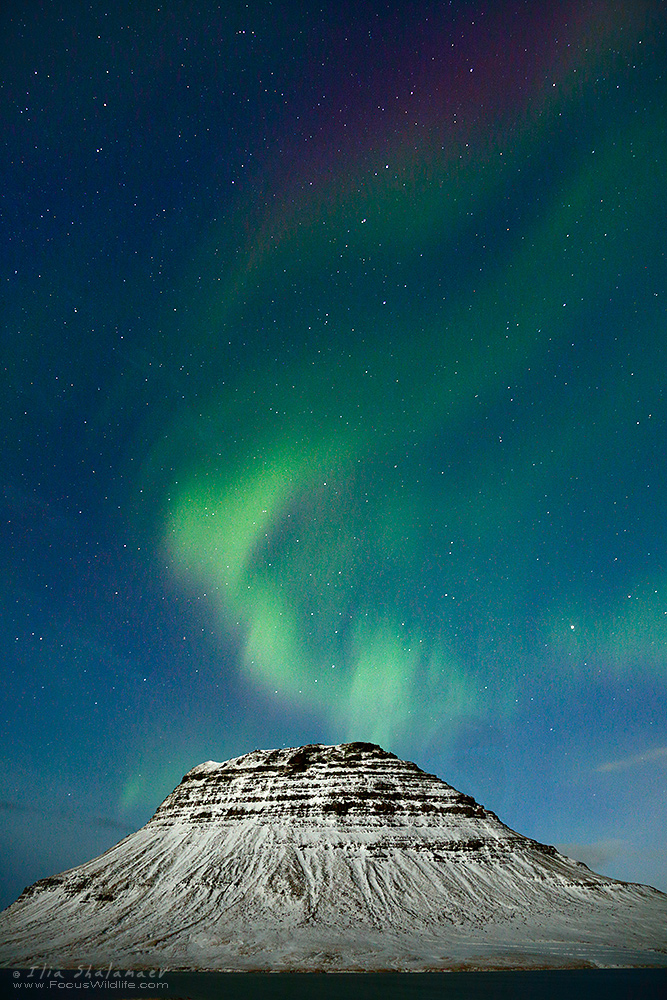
[1,0,666,910]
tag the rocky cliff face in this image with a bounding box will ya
[1,742,666,971]
[153,741,494,826]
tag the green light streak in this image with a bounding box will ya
[162,56,666,739]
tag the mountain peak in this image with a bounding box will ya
[150,741,486,828]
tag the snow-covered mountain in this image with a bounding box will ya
[1,742,665,971]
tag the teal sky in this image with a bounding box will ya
[1,0,666,907]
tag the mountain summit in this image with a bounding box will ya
[1,742,665,970]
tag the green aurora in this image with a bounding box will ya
[161,39,667,746]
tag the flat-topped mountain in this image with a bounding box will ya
[1,742,665,970]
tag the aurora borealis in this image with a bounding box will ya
[2,1,666,908]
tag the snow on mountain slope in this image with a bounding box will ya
[0,742,665,971]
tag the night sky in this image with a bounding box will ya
[2,1,666,910]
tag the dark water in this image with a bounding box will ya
[4,969,667,1000]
